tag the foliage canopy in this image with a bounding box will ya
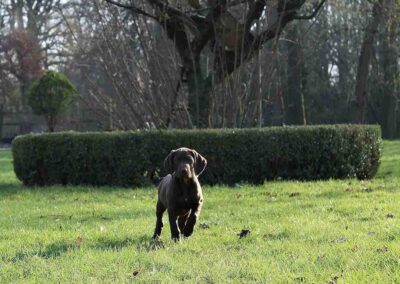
[28,70,77,132]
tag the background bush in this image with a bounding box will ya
[12,125,381,187]
[28,70,77,132]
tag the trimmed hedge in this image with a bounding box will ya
[12,125,381,187]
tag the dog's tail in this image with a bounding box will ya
[148,169,162,186]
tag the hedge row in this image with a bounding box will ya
[12,125,381,187]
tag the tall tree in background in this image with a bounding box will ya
[61,1,187,130]
[380,0,399,138]
[104,0,326,127]
[0,0,70,105]
[1,0,399,136]
[0,30,43,103]
[354,0,383,123]
[285,23,305,125]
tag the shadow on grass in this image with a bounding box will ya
[314,186,380,199]
[5,235,163,263]
[0,181,155,198]
[91,236,138,251]
[376,158,400,179]
[0,183,25,196]
[263,231,290,241]
[92,235,165,252]
[36,207,152,225]
[6,242,72,263]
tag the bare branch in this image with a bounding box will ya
[104,0,157,19]
[293,0,327,20]
[192,0,229,54]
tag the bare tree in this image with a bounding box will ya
[0,0,71,103]
[103,0,326,127]
[61,1,190,129]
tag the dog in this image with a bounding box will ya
[152,147,207,241]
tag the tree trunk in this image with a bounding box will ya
[380,0,398,138]
[285,24,305,125]
[46,115,57,132]
[354,0,383,123]
[0,105,4,140]
[186,57,212,128]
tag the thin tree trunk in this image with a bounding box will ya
[257,49,263,128]
[285,24,305,125]
[380,0,398,138]
[187,57,212,128]
[0,105,4,140]
[47,115,56,132]
[354,0,383,123]
[381,27,397,138]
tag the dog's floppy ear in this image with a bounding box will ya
[191,150,207,176]
[164,150,176,174]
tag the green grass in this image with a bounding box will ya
[0,141,400,283]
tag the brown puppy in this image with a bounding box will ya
[152,147,207,241]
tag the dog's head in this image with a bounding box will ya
[164,147,207,179]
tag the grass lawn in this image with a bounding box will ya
[1,142,400,283]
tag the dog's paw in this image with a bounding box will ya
[148,238,165,251]
[171,236,181,242]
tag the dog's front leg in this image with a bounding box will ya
[152,201,166,239]
[183,203,202,237]
[168,209,180,241]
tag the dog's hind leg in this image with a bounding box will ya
[152,201,166,239]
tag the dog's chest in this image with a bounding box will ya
[170,179,202,211]
[176,194,199,210]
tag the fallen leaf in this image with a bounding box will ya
[377,246,388,253]
[294,276,305,282]
[132,269,140,277]
[329,270,345,284]
[76,236,84,246]
[199,223,210,229]
[328,276,339,284]
[238,229,250,239]
[335,237,346,244]
[202,275,213,283]
[361,187,373,193]
[386,214,394,219]
[263,233,274,239]
[235,193,242,199]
